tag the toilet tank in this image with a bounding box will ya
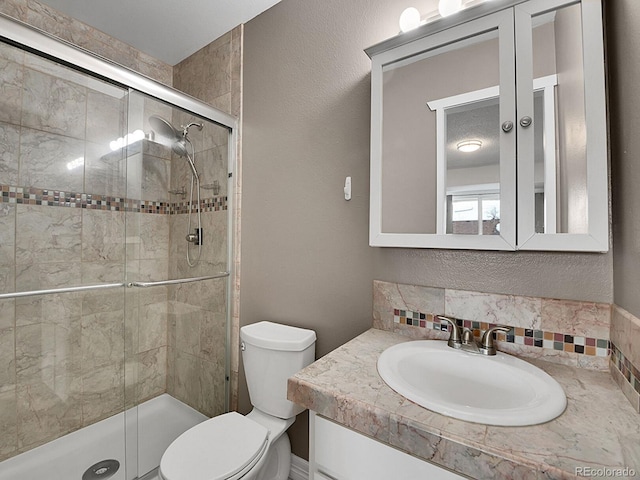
[241,321,316,419]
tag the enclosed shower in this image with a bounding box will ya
[0,12,235,480]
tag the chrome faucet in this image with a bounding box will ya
[437,316,511,356]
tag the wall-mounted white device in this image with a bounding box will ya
[344,176,352,201]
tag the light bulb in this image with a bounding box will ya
[457,140,483,153]
[438,0,462,17]
[399,7,421,32]
[131,129,145,142]
[66,157,84,170]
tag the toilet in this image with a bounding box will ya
[158,321,316,480]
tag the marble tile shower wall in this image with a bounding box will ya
[0,45,173,460]
[165,110,229,419]
[166,27,241,418]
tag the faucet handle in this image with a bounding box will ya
[436,316,462,349]
[480,325,512,355]
[461,327,474,345]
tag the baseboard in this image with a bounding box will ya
[289,454,310,480]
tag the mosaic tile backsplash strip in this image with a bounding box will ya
[394,310,611,357]
[611,344,640,396]
[610,305,640,412]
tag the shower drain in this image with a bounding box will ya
[82,459,120,480]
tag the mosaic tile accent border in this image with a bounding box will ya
[173,197,228,214]
[0,184,227,214]
[394,308,611,358]
[611,343,640,395]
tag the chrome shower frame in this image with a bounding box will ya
[0,11,237,415]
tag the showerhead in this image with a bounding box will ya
[149,115,179,142]
[149,115,201,178]
[171,138,189,158]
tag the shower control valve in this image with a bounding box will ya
[186,228,203,246]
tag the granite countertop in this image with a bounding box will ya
[288,329,640,480]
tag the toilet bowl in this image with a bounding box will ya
[158,322,316,480]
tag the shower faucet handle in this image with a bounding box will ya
[186,228,203,246]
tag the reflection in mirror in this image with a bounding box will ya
[381,29,500,235]
[532,3,587,234]
[440,95,500,235]
[429,75,557,236]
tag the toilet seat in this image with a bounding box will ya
[159,412,269,480]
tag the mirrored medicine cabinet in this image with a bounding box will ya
[366,0,608,251]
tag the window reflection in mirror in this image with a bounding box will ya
[440,96,500,235]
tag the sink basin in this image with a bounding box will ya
[377,340,566,426]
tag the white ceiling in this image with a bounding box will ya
[37,0,282,65]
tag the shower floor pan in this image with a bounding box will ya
[0,394,207,480]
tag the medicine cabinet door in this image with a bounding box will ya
[515,0,608,251]
[369,9,517,250]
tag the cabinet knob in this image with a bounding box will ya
[501,120,514,133]
[520,116,533,128]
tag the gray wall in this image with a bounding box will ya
[606,0,640,319]
[241,0,614,459]
[240,0,391,457]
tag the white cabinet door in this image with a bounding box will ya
[368,9,517,251]
[514,0,608,251]
[310,412,467,480]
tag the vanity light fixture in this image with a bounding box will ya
[109,129,145,151]
[66,157,84,170]
[399,7,422,32]
[456,140,483,152]
[399,0,481,33]
[439,0,463,17]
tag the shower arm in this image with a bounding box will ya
[182,122,204,136]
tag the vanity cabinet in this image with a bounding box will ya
[367,0,607,252]
[309,412,466,480]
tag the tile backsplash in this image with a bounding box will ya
[373,280,612,370]
[610,305,640,412]
[373,280,640,413]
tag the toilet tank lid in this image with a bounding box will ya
[241,321,316,351]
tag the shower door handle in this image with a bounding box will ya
[0,282,124,300]
[128,273,230,288]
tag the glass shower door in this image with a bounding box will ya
[0,40,130,476]
[124,91,231,478]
